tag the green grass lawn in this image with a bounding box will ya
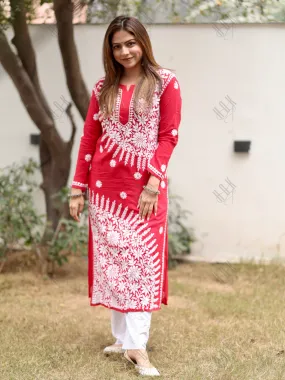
[1,256,285,379]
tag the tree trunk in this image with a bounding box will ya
[39,138,72,232]
[53,0,89,119]
[0,0,87,233]
[0,27,75,232]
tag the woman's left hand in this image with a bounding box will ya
[138,189,158,220]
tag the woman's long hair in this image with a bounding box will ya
[99,15,163,117]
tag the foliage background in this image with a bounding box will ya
[2,0,285,26]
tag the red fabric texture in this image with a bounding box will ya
[72,69,181,312]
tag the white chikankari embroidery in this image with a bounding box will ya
[93,69,176,173]
[148,163,163,180]
[72,181,88,188]
[107,230,120,245]
[159,226,163,234]
[160,181,166,189]
[85,154,92,162]
[134,172,142,180]
[88,191,162,311]
[161,165,166,172]
[96,180,102,188]
[171,129,178,136]
[99,145,103,153]
[132,132,148,149]
[148,129,156,141]
[110,160,116,167]
[93,113,99,120]
[120,192,127,199]
[159,68,177,94]
[174,81,179,89]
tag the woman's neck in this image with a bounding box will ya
[121,65,143,83]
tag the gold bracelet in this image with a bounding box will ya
[143,185,160,195]
[68,193,85,198]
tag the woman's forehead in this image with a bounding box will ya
[112,30,135,44]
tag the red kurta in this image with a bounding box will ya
[72,68,182,312]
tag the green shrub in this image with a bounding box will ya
[168,186,195,268]
[48,187,88,267]
[0,160,87,273]
[0,159,44,271]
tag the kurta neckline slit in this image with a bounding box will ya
[119,83,136,91]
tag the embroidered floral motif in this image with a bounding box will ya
[110,160,116,167]
[93,113,99,121]
[160,181,166,189]
[159,68,176,94]
[174,81,179,89]
[171,129,178,136]
[161,165,166,172]
[148,129,156,141]
[99,145,103,153]
[134,172,142,180]
[96,180,102,188]
[120,192,127,199]
[88,191,162,311]
[159,226,163,234]
[85,154,92,162]
[132,132,148,149]
[152,93,160,108]
[107,230,120,245]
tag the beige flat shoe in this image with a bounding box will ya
[124,349,160,376]
[103,344,125,354]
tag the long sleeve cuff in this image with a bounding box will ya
[71,181,88,190]
[147,162,165,180]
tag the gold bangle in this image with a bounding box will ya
[68,193,85,198]
[143,185,160,195]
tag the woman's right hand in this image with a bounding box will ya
[69,189,85,222]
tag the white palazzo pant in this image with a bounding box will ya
[111,310,152,350]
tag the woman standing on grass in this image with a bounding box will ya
[69,15,182,377]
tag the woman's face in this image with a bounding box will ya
[111,30,143,70]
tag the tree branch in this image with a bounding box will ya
[10,0,54,120]
[0,30,63,153]
[53,0,89,120]
[65,102,77,150]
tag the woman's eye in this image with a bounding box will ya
[128,42,135,47]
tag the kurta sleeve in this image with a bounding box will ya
[71,87,102,190]
[147,75,182,181]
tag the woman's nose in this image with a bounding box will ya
[121,46,129,56]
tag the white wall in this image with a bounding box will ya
[1,23,285,264]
